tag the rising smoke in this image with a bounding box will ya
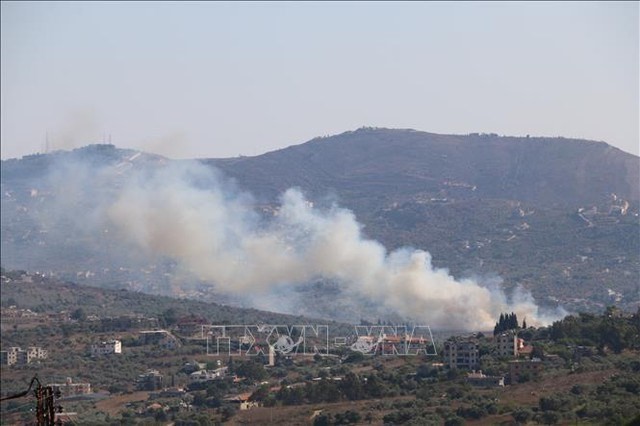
[102,160,564,331]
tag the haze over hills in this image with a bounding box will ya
[1,128,638,328]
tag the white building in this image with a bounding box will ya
[90,340,122,356]
[189,367,228,383]
[48,377,91,397]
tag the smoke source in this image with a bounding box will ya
[105,161,564,330]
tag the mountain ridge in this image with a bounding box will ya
[1,128,638,321]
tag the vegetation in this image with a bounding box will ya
[493,311,520,335]
[1,273,640,425]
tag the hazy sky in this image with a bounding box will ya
[1,1,638,159]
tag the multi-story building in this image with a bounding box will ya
[494,332,518,358]
[137,370,164,391]
[1,346,47,366]
[443,338,479,369]
[26,346,48,361]
[0,347,20,366]
[90,340,122,356]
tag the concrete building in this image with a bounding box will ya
[466,370,505,387]
[0,347,20,366]
[443,338,479,369]
[137,370,164,391]
[139,330,180,349]
[1,346,47,366]
[90,340,122,356]
[494,332,519,358]
[224,392,259,410]
[48,378,91,398]
[509,358,543,383]
[189,367,228,383]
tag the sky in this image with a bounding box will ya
[1,1,638,160]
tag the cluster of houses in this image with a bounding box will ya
[0,346,48,366]
[1,306,72,323]
[443,331,543,386]
[88,330,180,358]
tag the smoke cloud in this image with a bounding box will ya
[104,160,564,330]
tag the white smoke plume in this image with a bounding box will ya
[106,161,564,330]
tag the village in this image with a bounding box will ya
[4,297,633,425]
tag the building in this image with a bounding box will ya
[176,315,207,336]
[48,378,91,398]
[139,330,180,349]
[189,367,228,383]
[509,359,543,383]
[443,338,479,369]
[494,332,519,358]
[223,392,259,410]
[1,346,47,366]
[466,370,505,387]
[90,340,122,356]
[137,370,164,391]
[1,347,20,366]
[517,343,534,357]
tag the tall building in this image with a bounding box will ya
[494,332,518,358]
[0,346,47,366]
[443,338,479,369]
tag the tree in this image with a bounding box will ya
[71,308,87,321]
[220,405,237,421]
[235,360,267,381]
[249,384,270,402]
[512,408,532,424]
[340,372,363,400]
[494,312,519,335]
[160,308,178,327]
[313,414,332,426]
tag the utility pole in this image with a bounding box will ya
[34,380,61,425]
[0,376,61,425]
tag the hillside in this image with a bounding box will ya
[206,128,639,208]
[0,269,342,328]
[1,129,638,321]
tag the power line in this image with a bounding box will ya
[0,376,39,402]
[0,376,63,425]
[2,398,35,412]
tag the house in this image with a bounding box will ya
[443,338,479,369]
[517,344,534,357]
[509,358,543,383]
[466,370,505,387]
[137,370,164,391]
[189,367,228,383]
[139,330,180,349]
[223,392,259,410]
[90,339,122,356]
[48,378,91,398]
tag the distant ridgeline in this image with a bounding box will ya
[1,129,638,321]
